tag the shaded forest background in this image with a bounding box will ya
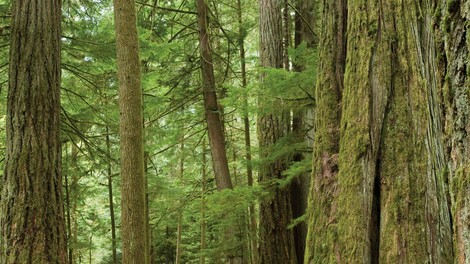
[0,0,468,263]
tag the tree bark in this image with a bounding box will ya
[0,0,67,262]
[113,0,147,262]
[438,0,470,262]
[258,0,297,263]
[304,0,345,263]
[306,0,454,263]
[196,0,233,191]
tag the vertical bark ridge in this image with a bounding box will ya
[304,0,346,263]
[441,1,470,261]
[113,0,147,261]
[0,0,67,262]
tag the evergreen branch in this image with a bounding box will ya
[150,127,206,157]
[145,92,202,127]
[297,85,315,103]
[61,35,115,46]
[135,1,197,15]
[287,2,317,38]
[168,21,198,43]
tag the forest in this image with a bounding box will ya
[0,0,468,263]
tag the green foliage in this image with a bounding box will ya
[1,0,318,262]
[202,186,267,261]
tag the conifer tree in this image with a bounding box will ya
[113,0,147,262]
[0,0,67,262]
[258,0,297,263]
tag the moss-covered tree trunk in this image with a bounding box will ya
[438,0,470,262]
[306,1,454,263]
[113,0,147,262]
[304,0,346,262]
[258,0,297,263]
[0,0,67,262]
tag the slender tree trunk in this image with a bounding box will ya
[258,0,297,263]
[69,145,80,263]
[200,138,207,264]
[106,126,118,264]
[64,144,74,264]
[0,0,67,261]
[282,0,290,70]
[236,0,258,262]
[196,0,233,191]
[113,0,147,262]
[290,1,316,263]
[175,136,184,264]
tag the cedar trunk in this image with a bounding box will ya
[113,0,147,262]
[258,0,297,263]
[438,0,470,262]
[306,0,454,263]
[0,0,67,262]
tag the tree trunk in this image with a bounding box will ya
[306,1,454,263]
[236,0,258,262]
[196,0,233,191]
[438,1,470,262]
[291,1,316,263]
[258,0,297,263]
[200,138,207,264]
[64,144,74,264]
[304,0,345,263]
[113,0,147,262]
[106,126,118,264]
[0,0,67,262]
[175,135,184,264]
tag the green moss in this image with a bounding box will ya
[433,6,442,27]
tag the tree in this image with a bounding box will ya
[438,0,470,261]
[305,1,454,262]
[258,0,297,263]
[304,0,345,262]
[196,0,233,191]
[291,1,317,263]
[113,0,147,262]
[0,0,67,262]
[236,0,258,262]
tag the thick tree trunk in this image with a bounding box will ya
[438,1,470,262]
[113,0,147,262]
[196,0,233,191]
[0,0,67,262]
[304,0,345,263]
[306,1,454,263]
[258,0,297,263]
